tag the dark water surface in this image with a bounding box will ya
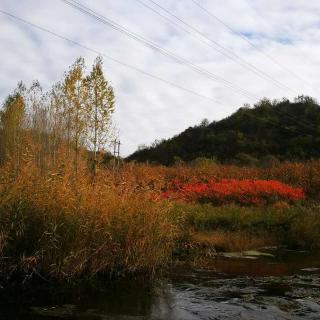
[1,249,320,320]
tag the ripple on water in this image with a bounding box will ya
[1,249,320,320]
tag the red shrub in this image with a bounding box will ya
[162,179,304,206]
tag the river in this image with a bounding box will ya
[1,248,320,319]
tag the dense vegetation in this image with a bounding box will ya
[0,56,115,174]
[128,96,320,165]
[1,159,320,282]
[1,59,320,284]
[162,179,305,205]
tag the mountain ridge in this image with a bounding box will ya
[127,96,320,165]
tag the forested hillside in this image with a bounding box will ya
[128,96,320,165]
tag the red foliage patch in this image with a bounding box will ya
[162,179,305,205]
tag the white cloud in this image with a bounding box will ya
[0,0,319,155]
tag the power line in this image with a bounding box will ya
[0,9,223,104]
[0,9,315,137]
[243,0,268,21]
[190,0,311,88]
[134,0,316,131]
[137,0,295,94]
[187,0,317,130]
[60,0,260,101]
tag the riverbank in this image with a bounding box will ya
[1,163,320,284]
[173,203,320,260]
[2,248,320,320]
[1,194,320,284]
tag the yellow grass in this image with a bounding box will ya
[191,231,276,252]
[0,163,178,280]
[1,160,320,282]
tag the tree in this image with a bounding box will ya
[86,56,115,173]
[27,80,48,169]
[0,56,117,176]
[199,118,209,127]
[0,84,26,170]
[63,58,87,173]
[48,82,64,166]
[294,95,317,105]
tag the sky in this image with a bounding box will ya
[1,0,320,156]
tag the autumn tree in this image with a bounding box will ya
[0,83,26,170]
[0,56,116,176]
[63,58,87,173]
[87,56,115,173]
[48,82,64,166]
[27,80,49,169]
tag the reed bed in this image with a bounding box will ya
[1,160,320,282]
[0,163,178,281]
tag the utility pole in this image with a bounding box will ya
[112,139,121,171]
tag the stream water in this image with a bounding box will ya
[1,248,320,320]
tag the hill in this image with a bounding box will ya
[127,96,320,165]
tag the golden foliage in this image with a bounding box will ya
[1,159,320,280]
[0,162,177,280]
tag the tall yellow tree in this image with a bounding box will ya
[87,57,115,173]
[0,83,26,170]
[48,82,64,166]
[63,57,87,173]
[27,80,48,169]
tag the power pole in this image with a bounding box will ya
[112,139,121,171]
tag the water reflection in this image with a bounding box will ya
[1,249,320,320]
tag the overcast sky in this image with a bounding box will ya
[1,0,319,155]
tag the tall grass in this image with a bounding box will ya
[172,202,320,252]
[0,163,178,281]
[1,160,320,282]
